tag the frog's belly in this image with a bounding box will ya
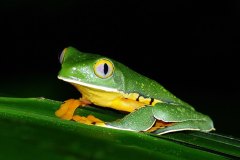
[73,84,145,112]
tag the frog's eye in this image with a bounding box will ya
[59,48,67,64]
[94,59,114,78]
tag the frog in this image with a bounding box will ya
[55,47,215,135]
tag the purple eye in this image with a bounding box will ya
[94,59,114,78]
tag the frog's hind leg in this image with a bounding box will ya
[55,98,91,120]
[151,103,215,134]
[105,107,156,131]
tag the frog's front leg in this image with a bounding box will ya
[55,99,90,120]
[55,99,105,125]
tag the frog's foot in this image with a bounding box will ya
[72,115,105,126]
[147,120,174,133]
[55,98,91,120]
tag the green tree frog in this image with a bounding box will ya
[55,47,215,135]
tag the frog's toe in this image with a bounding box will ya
[72,115,92,125]
[73,114,105,125]
[86,115,104,123]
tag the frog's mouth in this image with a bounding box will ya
[58,76,120,93]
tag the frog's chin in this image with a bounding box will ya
[58,76,120,93]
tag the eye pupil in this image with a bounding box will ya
[103,63,108,75]
[94,59,114,79]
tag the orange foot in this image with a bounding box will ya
[55,99,105,126]
[147,120,174,132]
[55,98,91,120]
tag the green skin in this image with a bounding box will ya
[58,47,215,135]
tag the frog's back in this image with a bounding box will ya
[113,60,194,109]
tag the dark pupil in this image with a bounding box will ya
[103,63,108,75]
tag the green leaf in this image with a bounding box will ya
[0,97,239,160]
[159,132,240,158]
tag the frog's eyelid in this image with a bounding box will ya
[59,48,67,64]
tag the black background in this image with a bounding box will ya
[0,1,239,137]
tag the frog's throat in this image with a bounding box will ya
[58,76,120,93]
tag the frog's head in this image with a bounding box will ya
[58,47,128,92]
